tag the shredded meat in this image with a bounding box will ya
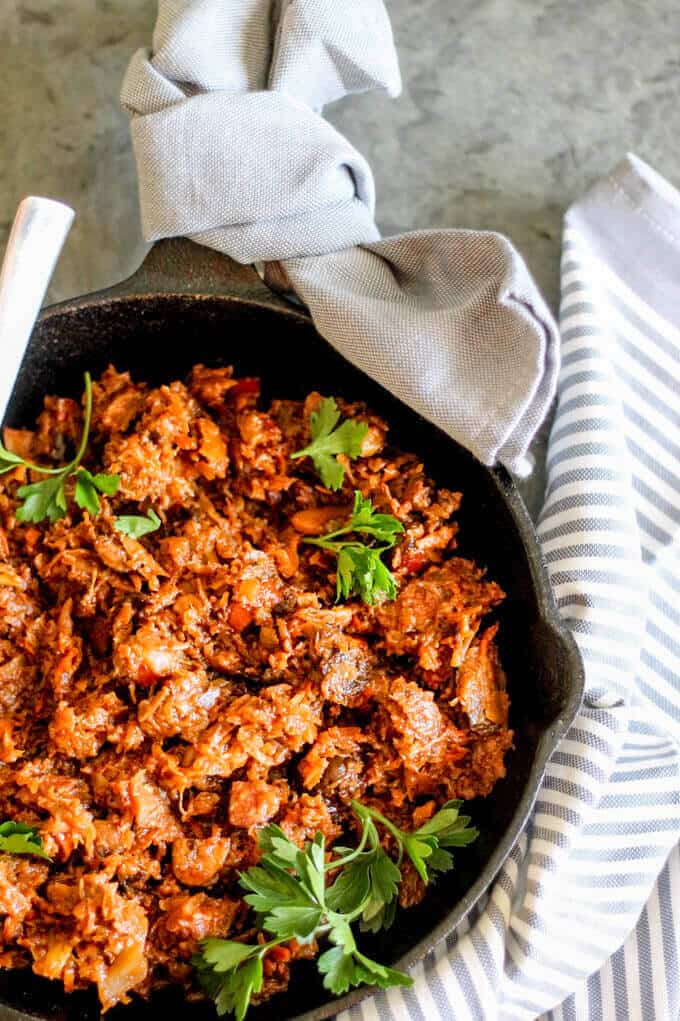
[456,623,509,733]
[0,366,512,1011]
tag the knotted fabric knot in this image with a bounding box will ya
[121,0,559,475]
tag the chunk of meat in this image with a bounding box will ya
[2,428,34,460]
[372,677,467,798]
[456,624,509,732]
[12,767,97,861]
[278,794,341,847]
[298,727,365,797]
[137,671,222,742]
[22,874,148,1011]
[228,780,285,830]
[158,892,238,943]
[113,622,186,685]
[171,834,231,887]
[187,364,237,408]
[0,587,40,636]
[110,770,182,844]
[0,653,37,715]
[188,684,321,780]
[93,818,135,859]
[312,630,374,707]
[377,558,504,673]
[230,549,284,623]
[91,366,147,435]
[104,382,227,509]
[43,598,82,698]
[381,677,450,769]
[106,432,195,509]
[49,692,127,759]
[93,533,166,588]
[182,791,221,819]
[195,417,228,479]
[231,409,292,500]
[0,858,49,940]
[32,396,81,460]
[453,730,513,800]
[0,718,24,763]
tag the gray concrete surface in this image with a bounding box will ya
[2,0,680,515]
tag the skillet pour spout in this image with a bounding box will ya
[0,238,584,1021]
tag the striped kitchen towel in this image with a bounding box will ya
[341,156,680,1021]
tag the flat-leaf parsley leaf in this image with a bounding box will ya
[291,397,368,490]
[0,821,51,860]
[74,468,121,516]
[114,508,161,539]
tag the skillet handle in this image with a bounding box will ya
[99,237,292,310]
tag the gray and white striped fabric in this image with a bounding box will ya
[341,154,680,1021]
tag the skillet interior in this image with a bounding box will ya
[0,282,583,1021]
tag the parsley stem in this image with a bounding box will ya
[0,453,63,476]
[324,818,372,872]
[305,537,391,554]
[342,905,368,924]
[351,802,405,866]
[2,372,93,478]
[72,371,93,471]
[3,458,63,476]
[305,521,357,544]
[257,936,287,956]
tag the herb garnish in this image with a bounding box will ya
[114,508,162,538]
[291,397,368,491]
[74,468,121,516]
[304,491,404,604]
[194,800,477,1019]
[0,821,51,860]
[0,372,120,524]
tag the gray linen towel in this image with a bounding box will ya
[121,0,559,476]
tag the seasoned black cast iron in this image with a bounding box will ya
[0,239,584,1021]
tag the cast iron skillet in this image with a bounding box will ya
[0,238,584,1021]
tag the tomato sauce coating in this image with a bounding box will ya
[0,367,511,1010]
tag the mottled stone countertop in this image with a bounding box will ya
[2,0,680,515]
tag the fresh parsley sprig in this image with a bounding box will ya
[304,491,404,605]
[1,372,121,524]
[351,800,479,887]
[291,397,368,491]
[0,821,51,860]
[194,800,477,1019]
[2,373,161,536]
